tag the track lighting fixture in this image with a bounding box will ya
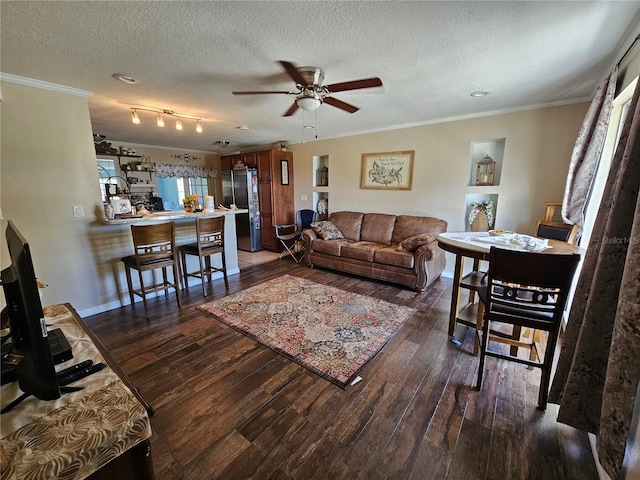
[130,107,203,133]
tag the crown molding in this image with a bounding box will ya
[290,98,592,145]
[0,72,91,98]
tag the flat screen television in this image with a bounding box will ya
[1,220,60,412]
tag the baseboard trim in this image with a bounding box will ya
[77,268,239,318]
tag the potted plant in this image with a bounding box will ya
[183,193,199,212]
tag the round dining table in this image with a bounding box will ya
[436,231,584,347]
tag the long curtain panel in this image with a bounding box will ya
[549,79,640,479]
[562,67,618,227]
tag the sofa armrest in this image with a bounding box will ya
[414,242,435,262]
[413,242,446,291]
[302,229,317,265]
[302,229,317,243]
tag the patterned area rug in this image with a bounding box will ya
[198,275,415,388]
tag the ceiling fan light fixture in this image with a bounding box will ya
[196,119,203,133]
[297,96,322,111]
[175,118,183,130]
[131,109,140,124]
[156,113,165,127]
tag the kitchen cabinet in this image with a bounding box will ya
[242,152,257,167]
[221,149,294,252]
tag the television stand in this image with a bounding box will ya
[0,303,154,480]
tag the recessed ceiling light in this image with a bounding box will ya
[112,73,139,84]
[470,91,489,97]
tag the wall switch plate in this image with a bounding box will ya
[72,204,85,218]
[301,195,308,201]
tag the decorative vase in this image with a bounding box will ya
[470,211,489,232]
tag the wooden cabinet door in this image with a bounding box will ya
[258,180,276,250]
[272,151,295,227]
[257,151,272,182]
[220,155,232,171]
[242,152,257,167]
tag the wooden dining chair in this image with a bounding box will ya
[121,221,182,320]
[523,219,579,359]
[180,216,228,296]
[534,220,579,244]
[475,247,580,410]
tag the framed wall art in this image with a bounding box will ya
[360,150,414,190]
[280,159,289,185]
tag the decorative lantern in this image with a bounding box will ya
[316,165,329,187]
[476,155,495,186]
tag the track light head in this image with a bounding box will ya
[129,106,203,133]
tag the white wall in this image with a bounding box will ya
[0,80,223,316]
[1,81,102,312]
[0,76,589,313]
[290,103,589,276]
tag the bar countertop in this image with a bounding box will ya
[101,208,248,225]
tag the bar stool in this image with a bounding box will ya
[180,216,228,296]
[121,221,182,320]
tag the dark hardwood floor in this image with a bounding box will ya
[83,259,599,480]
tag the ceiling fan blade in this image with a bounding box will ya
[325,77,383,93]
[279,60,307,86]
[283,102,299,117]
[232,90,294,95]
[323,96,359,114]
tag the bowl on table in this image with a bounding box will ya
[488,229,513,237]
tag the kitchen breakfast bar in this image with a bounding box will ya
[93,209,247,314]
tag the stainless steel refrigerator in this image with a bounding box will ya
[222,168,262,252]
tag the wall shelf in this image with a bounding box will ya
[468,138,505,187]
[312,155,330,219]
[464,138,505,230]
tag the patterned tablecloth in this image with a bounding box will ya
[0,304,152,480]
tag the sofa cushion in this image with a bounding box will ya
[360,214,397,245]
[312,238,354,256]
[391,215,448,244]
[397,233,435,252]
[329,211,364,241]
[341,242,386,262]
[374,247,415,269]
[311,221,344,240]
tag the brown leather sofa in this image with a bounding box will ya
[302,211,447,292]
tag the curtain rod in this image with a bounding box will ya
[617,34,640,67]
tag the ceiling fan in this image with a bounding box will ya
[232,61,383,116]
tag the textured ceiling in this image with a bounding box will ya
[2,1,639,152]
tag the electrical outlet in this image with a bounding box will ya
[72,204,85,218]
[301,195,308,202]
